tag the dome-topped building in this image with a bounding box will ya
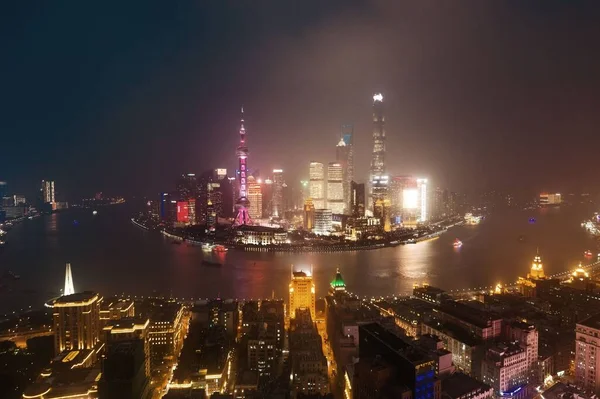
[330,268,346,294]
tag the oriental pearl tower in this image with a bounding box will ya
[234,107,253,226]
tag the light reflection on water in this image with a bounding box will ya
[0,203,596,312]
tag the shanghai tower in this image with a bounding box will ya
[234,108,253,226]
[369,93,386,210]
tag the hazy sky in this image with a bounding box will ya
[2,1,599,199]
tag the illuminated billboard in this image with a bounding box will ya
[403,188,418,209]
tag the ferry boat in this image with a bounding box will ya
[202,243,214,251]
[213,245,228,253]
[453,239,463,248]
[585,250,593,257]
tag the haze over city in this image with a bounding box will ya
[2,1,600,199]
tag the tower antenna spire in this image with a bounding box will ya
[234,105,252,226]
[64,263,75,296]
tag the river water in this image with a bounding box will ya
[0,203,596,313]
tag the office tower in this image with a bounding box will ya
[327,162,344,214]
[176,201,194,225]
[417,178,428,222]
[99,339,151,399]
[206,199,216,230]
[272,169,284,217]
[576,315,600,392]
[208,181,223,218]
[433,187,445,219]
[313,209,333,235]
[53,291,102,354]
[159,192,171,221]
[289,268,316,320]
[371,175,389,220]
[309,161,325,209]
[64,263,75,296]
[337,124,354,213]
[369,94,386,209]
[234,107,253,225]
[0,181,7,199]
[303,198,315,230]
[350,181,366,217]
[41,180,55,203]
[175,173,198,200]
[247,176,263,219]
[262,178,273,217]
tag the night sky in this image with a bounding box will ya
[2,1,599,200]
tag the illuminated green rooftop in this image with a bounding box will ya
[330,268,346,291]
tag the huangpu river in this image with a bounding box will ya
[0,202,596,313]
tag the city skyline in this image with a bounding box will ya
[2,2,600,199]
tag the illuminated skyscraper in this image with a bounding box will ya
[64,263,75,296]
[309,162,325,209]
[175,173,198,200]
[272,169,284,217]
[336,125,354,213]
[417,178,428,222]
[247,176,263,219]
[234,108,252,225]
[303,198,315,230]
[41,180,55,204]
[327,162,344,214]
[289,268,316,320]
[313,209,333,235]
[0,181,7,199]
[369,94,386,209]
[350,181,365,217]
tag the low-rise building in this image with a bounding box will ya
[236,225,287,245]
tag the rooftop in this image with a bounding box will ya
[360,323,433,366]
[442,372,492,399]
[578,313,600,330]
[54,291,100,305]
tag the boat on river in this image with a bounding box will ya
[453,239,463,248]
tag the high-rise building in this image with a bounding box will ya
[52,291,102,355]
[313,209,333,235]
[371,174,389,218]
[0,181,7,200]
[175,173,198,200]
[309,162,325,209]
[234,108,252,225]
[99,339,151,399]
[350,181,365,217]
[575,315,600,393]
[369,94,386,210]
[262,178,273,217]
[41,180,55,204]
[289,268,316,320]
[247,176,263,219]
[337,125,354,213]
[303,198,315,230]
[64,263,75,296]
[272,169,284,217]
[358,323,440,399]
[327,162,344,214]
[417,178,428,222]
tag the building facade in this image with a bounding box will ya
[313,208,333,235]
[289,270,316,320]
[575,314,600,393]
[309,162,325,209]
[327,162,344,214]
[52,291,103,354]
